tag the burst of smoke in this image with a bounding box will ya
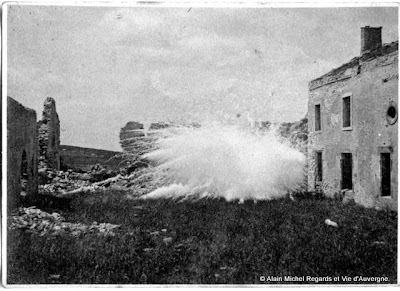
[140,122,306,202]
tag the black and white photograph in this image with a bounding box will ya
[2,1,398,286]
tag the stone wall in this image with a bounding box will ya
[37,97,60,170]
[308,42,398,211]
[7,97,38,211]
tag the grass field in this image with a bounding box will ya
[7,190,397,284]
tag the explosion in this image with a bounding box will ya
[139,122,306,202]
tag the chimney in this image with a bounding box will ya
[361,26,382,54]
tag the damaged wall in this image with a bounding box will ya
[119,121,170,153]
[37,97,60,170]
[7,97,38,210]
[308,39,398,211]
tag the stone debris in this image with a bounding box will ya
[174,243,184,249]
[39,167,92,192]
[163,237,173,245]
[9,206,120,237]
[342,190,356,204]
[324,218,338,227]
[90,163,110,182]
[219,266,236,271]
[38,162,157,199]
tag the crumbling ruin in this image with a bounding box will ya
[7,97,39,210]
[119,121,171,153]
[7,96,62,211]
[37,97,60,170]
[308,26,398,211]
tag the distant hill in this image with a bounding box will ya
[59,145,125,172]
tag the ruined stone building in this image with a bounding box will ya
[120,121,171,153]
[7,97,39,210]
[7,96,61,211]
[37,97,60,170]
[308,26,398,211]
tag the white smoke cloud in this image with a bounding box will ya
[141,123,306,202]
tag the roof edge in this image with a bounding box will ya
[309,41,398,90]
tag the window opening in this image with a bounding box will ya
[315,104,321,131]
[343,96,351,128]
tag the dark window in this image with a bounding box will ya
[316,151,323,182]
[381,153,391,197]
[388,106,396,118]
[341,153,352,190]
[343,96,351,128]
[387,104,398,125]
[315,104,321,131]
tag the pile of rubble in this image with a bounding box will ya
[9,206,120,237]
[36,158,158,198]
[39,168,92,194]
[39,162,116,183]
[39,163,117,197]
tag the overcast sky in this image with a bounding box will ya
[6,4,398,151]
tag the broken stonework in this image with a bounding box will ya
[38,97,60,170]
[342,190,356,204]
[9,206,120,237]
[7,97,38,211]
[119,121,171,175]
[119,121,170,153]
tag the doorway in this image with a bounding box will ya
[341,153,352,190]
[381,153,391,197]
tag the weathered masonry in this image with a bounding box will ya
[7,97,39,210]
[308,26,398,211]
[38,97,61,170]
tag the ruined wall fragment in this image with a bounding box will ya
[37,97,60,170]
[119,121,170,154]
[7,97,38,211]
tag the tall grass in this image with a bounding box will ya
[7,190,397,284]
